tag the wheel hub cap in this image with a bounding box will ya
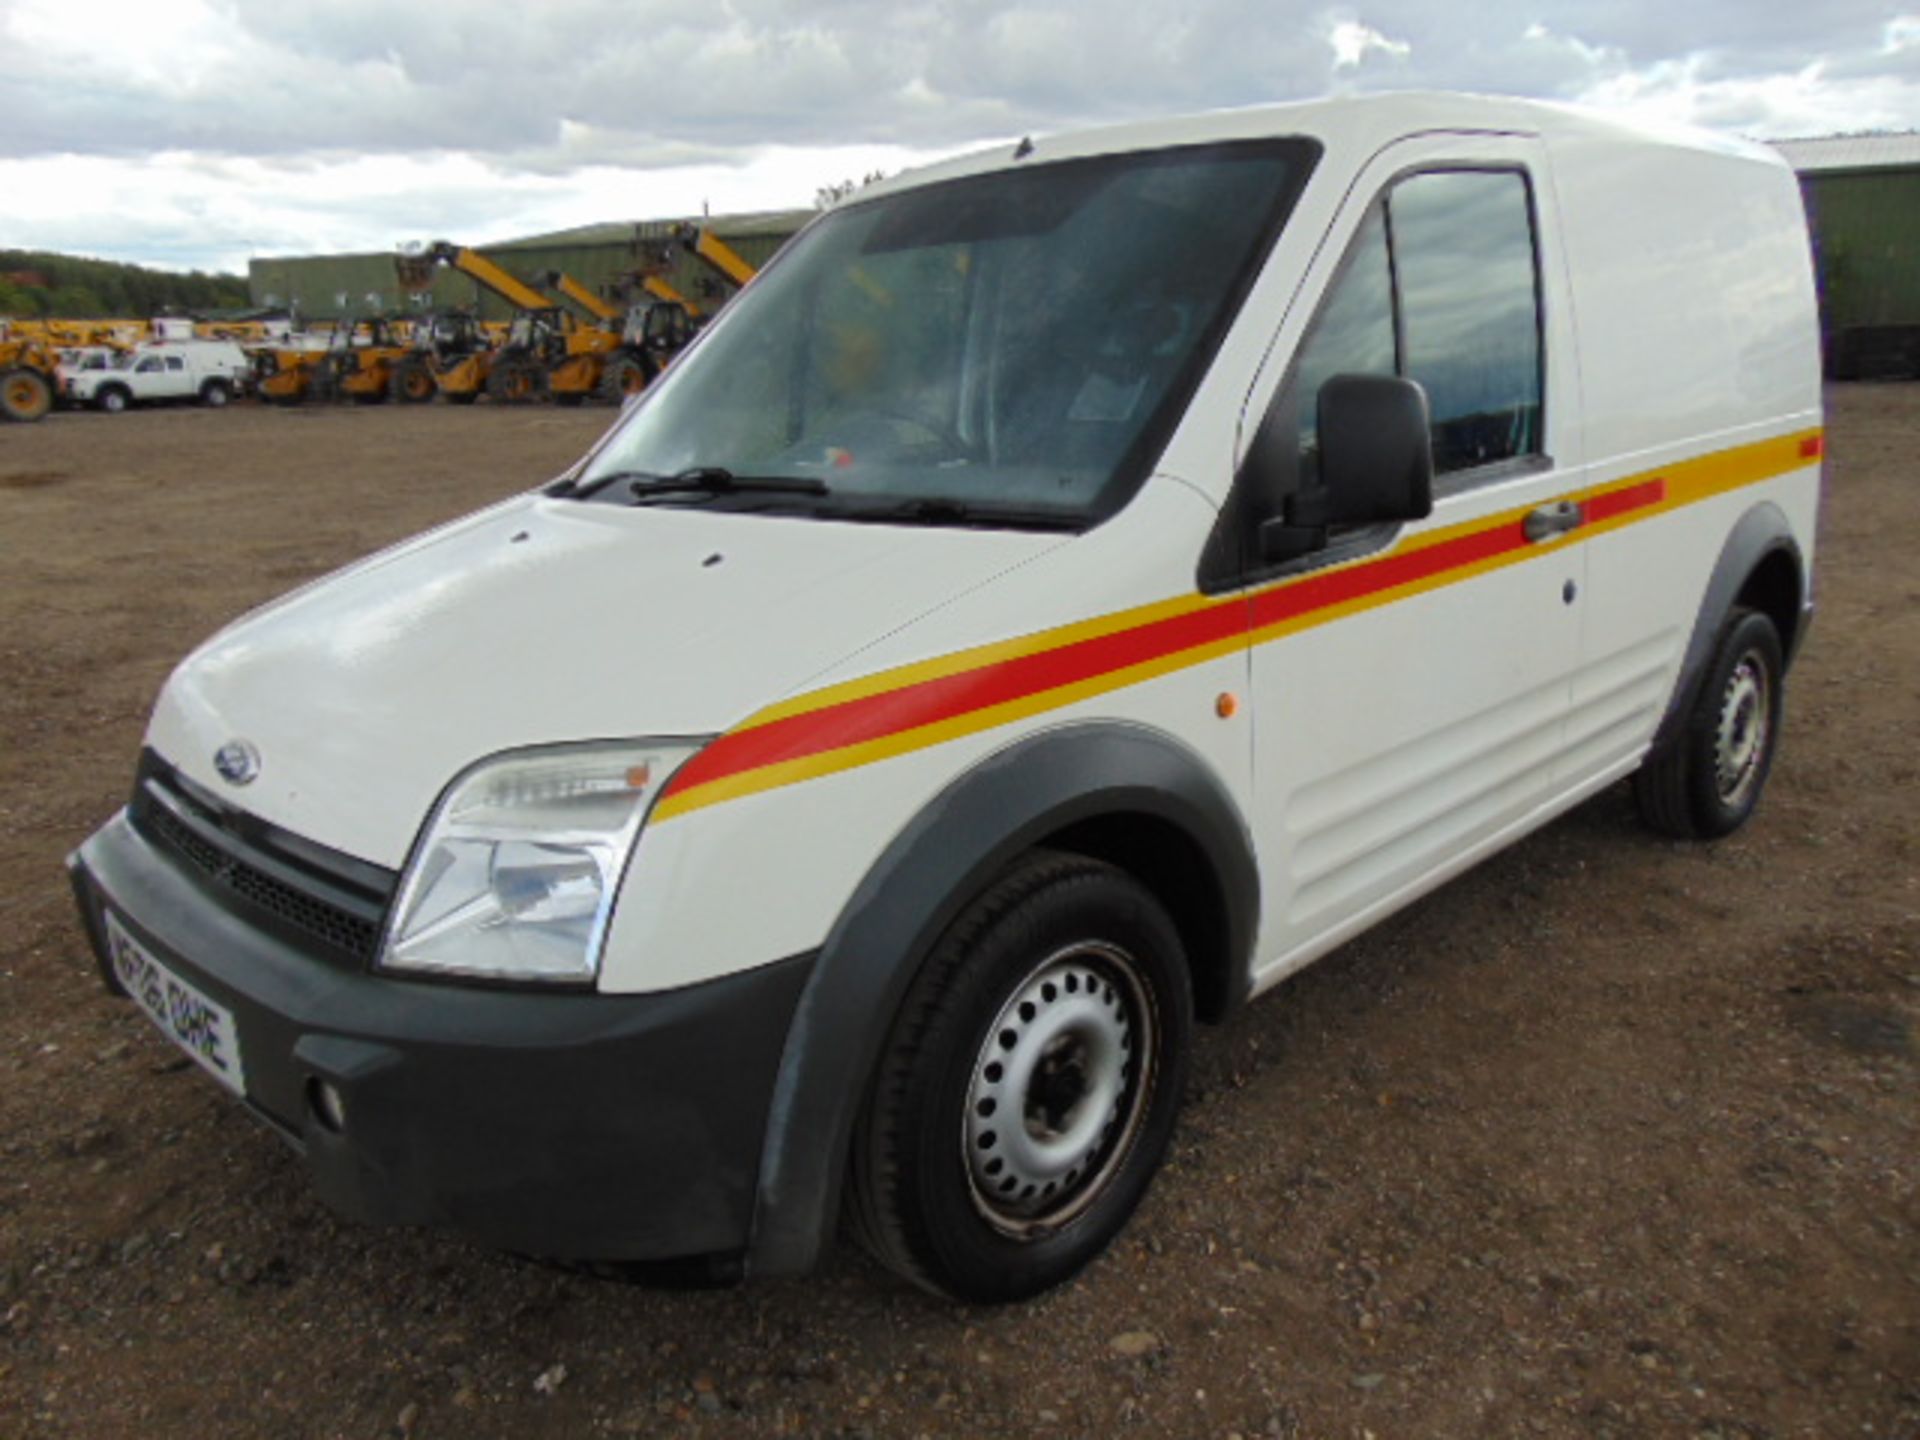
[963,942,1155,1237]
[1714,652,1770,805]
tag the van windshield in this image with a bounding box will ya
[573,139,1316,529]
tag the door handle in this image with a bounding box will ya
[1523,500,1584,543]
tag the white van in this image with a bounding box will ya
[68,94,1820,1301]
[64,339,250,412]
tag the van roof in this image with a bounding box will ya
[866,91,1787,200]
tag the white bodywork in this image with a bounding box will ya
[143,94,1822,995]
[66,340,250,406]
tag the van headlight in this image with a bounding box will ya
[378,741,698,985]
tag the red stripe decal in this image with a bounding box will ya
[666,473,1681,805]
[1798,434,1823,459]
[669,594,1250,793]
[1583,478,1665,524]
[1248,517,1521,633]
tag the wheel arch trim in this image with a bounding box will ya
[744,720,1259,1276]
[1649,500,1806,756]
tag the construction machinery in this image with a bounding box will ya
[252,319,388,405]
[527,269,628,404]
[600,293,697,401]
[0,319,58,422]
[539,266,703,403]
[674,223,761,295]
[394,242,582,404]
[387,311,490,403]
[313,317,411,403]
[253,342,326,405]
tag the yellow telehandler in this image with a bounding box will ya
[0,320,59,422]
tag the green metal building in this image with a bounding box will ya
[248,209,810,324]
[1775,135,1920,377]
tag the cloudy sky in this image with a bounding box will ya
[2,0,1915,274]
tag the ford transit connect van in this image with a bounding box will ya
[68,94,1821,1301]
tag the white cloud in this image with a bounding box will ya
[1328,18,1412,70]
[1,0,1917,271]
[0,143,957,273]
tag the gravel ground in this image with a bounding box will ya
[0,389,1914,1439]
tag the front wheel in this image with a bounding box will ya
[96,386,130,414]
[847,851,1192,1302]
[1634,606,1785,839]
[389,357,436,403]
[0,367,52,422]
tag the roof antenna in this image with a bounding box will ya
[1013,136,1034,160]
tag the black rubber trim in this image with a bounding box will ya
[70,810,813,1263]
[1649,501,1806,755]
[745,721,1258,1277]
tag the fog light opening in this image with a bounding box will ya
[308,1078,348,1135]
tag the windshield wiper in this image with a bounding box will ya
[628,466,830,501]
[556,466,830,502]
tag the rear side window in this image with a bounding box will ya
[165,357,185,372]
[1281,167,1544,488]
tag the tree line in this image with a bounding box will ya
[0,249,251,319]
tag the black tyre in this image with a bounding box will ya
[198,378,231,408]
[389,358,437,404]
[310,357,342,404]
[486,355,546,405]
[848,851,1192,1302]
[1633,606,1784,839]
[444,390,479,405]
[597,351,652,404]
[0,367,52,422]
[96,385,130,414]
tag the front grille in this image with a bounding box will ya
[131,752,395,966]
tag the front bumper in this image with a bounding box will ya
[69,809,812,1263]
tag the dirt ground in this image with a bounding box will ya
[0,390,1914,1440]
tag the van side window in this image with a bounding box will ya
[1389,171,1542,473]
[136,357,162,373]
[165,357,185,372]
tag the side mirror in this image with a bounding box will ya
[1316,373,1434,525]
[1255,373,1434,565]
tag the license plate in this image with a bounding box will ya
[104,911,247,1097]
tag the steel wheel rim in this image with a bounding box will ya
[963,941,1156,1238]
[1714,649,1771,806]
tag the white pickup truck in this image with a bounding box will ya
[64,340,250,413]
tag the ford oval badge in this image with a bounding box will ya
[213,740,261,787]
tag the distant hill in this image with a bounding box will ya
[0,249,250,319]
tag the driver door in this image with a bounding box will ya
[1234,134,1589,985]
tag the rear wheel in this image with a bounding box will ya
[1634,606,1784,839]
[486,355,545,405]
[847,851,1191,1302]
[0,368,52,422]
[198,378,231,408]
